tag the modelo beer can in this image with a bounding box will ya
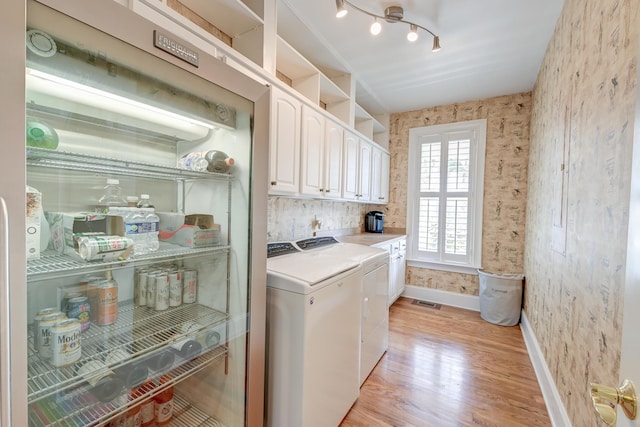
[182,269,197,304]
[98,280,118,326]
[51,318,82,367]
[33,308,60,340]
[135,268,149,307]
[37,311,67,358]
[168,270,182,307]
[146,273,157,309]
[154,272,170,311]
[77,235,134,262]
[67,296,91,332]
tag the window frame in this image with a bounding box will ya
[406,119,487,274]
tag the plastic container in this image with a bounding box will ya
[141,208,160,252]
[96,179,127,213]
[478,269,524,326]
[177,152,208,172]
[137,194,155,208]
[26,117,59,150]
[204,150,234,173]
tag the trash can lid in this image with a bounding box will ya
[477,269,524,280]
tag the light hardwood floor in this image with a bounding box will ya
[341,297,551,427]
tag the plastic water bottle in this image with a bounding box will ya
[142,208,160,252]
[123,207,148,256]
[96,179,127,213]
[137,194,155,209]
[177,152,208,172]
[203,150,235,173]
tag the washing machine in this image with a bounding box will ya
[266,240,363,427]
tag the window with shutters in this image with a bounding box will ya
[407,119,486,273]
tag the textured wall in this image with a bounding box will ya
[267,197,366,242]
[525,0,639,425]
[383,93,531,295]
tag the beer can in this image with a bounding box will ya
[146,274,156,309]
[60,291,83,314]
[51,318,82,367]
[154,272,169,311]
[33,308,60,339]
[67,296,91,332]
[182,269,197,304]
[136,270,149,307]
[77,235,134,262]
[37,312,67,358]
[97,280,118,326]
[168,270,182,307]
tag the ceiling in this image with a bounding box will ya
[277,0,565,116]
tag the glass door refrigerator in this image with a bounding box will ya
[1,0,270,425]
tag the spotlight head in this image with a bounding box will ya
[370,19,382,35]
[432,36,441,52]
[336,0,348,18]
[407,24,418,42]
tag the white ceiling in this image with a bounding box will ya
[277,0,565,116]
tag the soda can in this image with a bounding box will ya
[182,269,197,304]
[136,270,149,307]
[168,270,182,307]
[67,296,91,332]
[60,291,83,314]
[146,274,156,310]
[97,280,118,326]
[80,275,104,323]
[154,272,170,311]
[51,318,82,367]
[37,312,67,358]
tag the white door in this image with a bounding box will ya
[343,130,360,200]
[324,120,344,199]
[300,105,325,196]
[269,88,301,195]
[359,140,373,202]
[616,80,640,426]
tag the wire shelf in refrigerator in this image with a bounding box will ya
[27,243,231,279]
[28,301,229,403]
[28,347,228,427]
[26,147,234,182]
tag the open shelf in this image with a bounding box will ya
[177,0,263,37]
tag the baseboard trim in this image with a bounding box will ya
[520,311,572,427]
[401,285,480,312]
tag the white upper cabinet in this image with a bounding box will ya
[371,146,390,204]
[343,130,360,201]
[269,87,301,195]
[324,119,344,199]
[359,140,372,202]
[300,105,325,196]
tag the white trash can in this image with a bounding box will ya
[477,269,524,326]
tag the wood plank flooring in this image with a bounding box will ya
[341,297,551,427]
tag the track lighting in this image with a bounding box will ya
[407,24,418,42]
[370,18,381,35]
[335,1,441,52]
[335,0,348,18]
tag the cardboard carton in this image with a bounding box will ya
[26,186,41,260]
[158,213,221,248]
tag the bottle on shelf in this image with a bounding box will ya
[122,207,148,256]
[142,348,175,373]
[26,117,59,150]
[106,348,148,389]
[124,389,142,427]
[142,208,160,252]
[137,379,157,427]
[137,194,155,208]
[154,375,174,426]
[204,150,234,173]
[126,196,139,207]
[176,152,208,172]
[76,360,126,403]
[96,179,127,214]
[171,338,202,361]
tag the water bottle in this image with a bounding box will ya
[137,194,155,208]
[123,207,148,255]
[203,150,235,173]
[142,208,160,252]
[96,179,127,213]
[177,152,208,172]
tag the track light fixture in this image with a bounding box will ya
[335,0,441,52]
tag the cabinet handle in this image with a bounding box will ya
[270,181,277,186]
[0,197,12,427]
[325,189,330,193]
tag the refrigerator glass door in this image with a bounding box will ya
[25,1,262,426]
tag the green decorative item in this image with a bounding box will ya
[26,117,59,150]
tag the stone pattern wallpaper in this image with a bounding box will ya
[525,0,639,425]
[267,197,366,242]
[382,93,531,295]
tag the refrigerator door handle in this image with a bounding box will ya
[0,197,11,427]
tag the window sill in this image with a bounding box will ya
[406,259,480,275]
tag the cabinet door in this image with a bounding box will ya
[371,146,383,204]
[358,140,373,202]
[269,88,301,195]
[300,106,325,196]
[342,131,360,200]
[324,120,343,199]
[380,151,390,203]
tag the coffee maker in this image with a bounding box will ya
[365,211,384,233]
